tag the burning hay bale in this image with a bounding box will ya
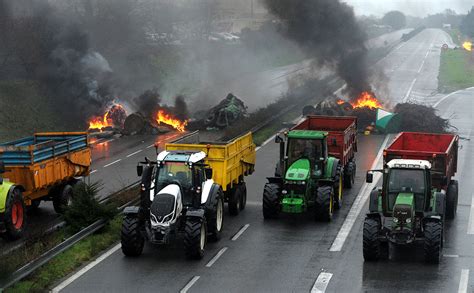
[122,112,160,135]
[204,93,248,129]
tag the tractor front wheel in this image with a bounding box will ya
[121,216,145,257]
[3,188,26,241]
[315,186,333,222]
[445,181,458,220]
[263,183,280,219]
[424,221,443,264]
[363,217,381,261]
[184,217,207,259]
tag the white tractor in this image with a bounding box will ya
[121,150,224,259]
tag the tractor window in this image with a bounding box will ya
[156,162,192,192]
[287,139,323,166]
[387,169,426,211]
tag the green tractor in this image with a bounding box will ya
[0,161,26,240]
[262,116,358,221]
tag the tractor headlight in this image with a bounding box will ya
[406,218,411,224]
[299,181,306,185]
[282,190,288,195]
[393,217,399,223]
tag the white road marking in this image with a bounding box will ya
[417,49,431,73]
[103,159,121,168]
[180,276,200,293]
[51,244,121,292]
[311,272,333,293]
[434,87,474,108]
[403,78,417,103]
[90,170,98,174]
[232,224,250,241]
[126,149,143,158]
[468,194,474,235]
[205,247,228,268]
[443,254,460,258]
[330,135,391,252]
[458,269,469,293]
[146,144,155,149]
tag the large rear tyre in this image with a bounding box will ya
[121,216,144,257]
[208,190,224,242]
[262,183,280,219]
[424,221,443,264]
[3,188,26,241]
[363,217,381,261]
[228,186,241,216]
[315,186,333,222]
[53,184,73,214]
[184,217,207,259]
[445,181,458,220]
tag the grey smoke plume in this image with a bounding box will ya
[263,0,371,98]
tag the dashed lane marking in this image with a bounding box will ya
[205,247,228,268]
[180,276,200,293]
[103,159,121,168]
[468,194,474,235]
[51,244,121,292]
[329,135,391,252]
[126,149,143,158]
[90,170,98,174]
[146,144,155,149]
[444,254,460,258]
[231,224,250,241]
[311,272,333,293]
[403,78,417,103]
[458,269,469,293]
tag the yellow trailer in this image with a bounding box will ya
[166,132,256,215]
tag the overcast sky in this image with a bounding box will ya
[344,0,473,17]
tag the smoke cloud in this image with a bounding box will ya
[263,0,371,98]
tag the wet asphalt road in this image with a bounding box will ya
[57,28,473,292]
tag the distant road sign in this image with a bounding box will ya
[442,44,449,50]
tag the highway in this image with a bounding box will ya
[51,28,473,292]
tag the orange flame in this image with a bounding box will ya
[156,110,188,132]
[350,92,382,109]
[463,41,472,52]
[88,103,126,131]
[336,99,345,105]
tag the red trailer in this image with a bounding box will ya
[292,116,358,167]
[384,132,459,191]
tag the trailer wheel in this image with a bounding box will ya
[424,221,443,264]
[3,188,26,241]
[363,217,381,261]
[315,186,333,222]
[344,161,355,189]
[263,183,280,219]
[445,181,458,220]
[53,184,73,214]
[228,186,241,216]
[240,182,247,211]
[208,190,224,242]
[184,217,207,259]
[121,216,145,257]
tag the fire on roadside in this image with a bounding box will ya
[156,110,188,132]
[350,91,382,109]
[88,103,127,131]
[463,41,472,52]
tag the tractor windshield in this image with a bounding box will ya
[287,138,323,166]
[156,162,193,192]
[387,168,426,211]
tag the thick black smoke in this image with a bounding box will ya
[134,88,161,118]
[263,0,371,98]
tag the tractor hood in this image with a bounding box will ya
[285,159,310,181]
[391,192,415,230]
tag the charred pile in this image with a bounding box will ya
[201,93,248,129]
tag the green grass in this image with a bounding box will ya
[439,49,474,93]
[6,217,122,293]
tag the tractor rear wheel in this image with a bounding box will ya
[445,181,458,220]
[344,161,355,189]
[315,186,333,222]
[424,221,443,264]
[184,217,207,259]
[363,217,381,261]
[208,190,224,242]
[228,186,241,216]
[3,188,26,241]
[263,183,280,219]
[53,184,73,214]
[121,216,144,257]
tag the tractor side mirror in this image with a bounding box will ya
[275,135,283,144]
[137,165,144,177]
[366,172,374,183]
[0,161,4,174]
[205,168,213,179]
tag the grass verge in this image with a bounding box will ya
[439,49,474,93]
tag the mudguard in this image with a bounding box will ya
[325,158,340,179]
[369,189,381,213]
[205,184,221,207]
[123,206,140,216]
[0,181,15,214]
[433,192,446,216]
[186,208,205,220]
[140,166,155,209]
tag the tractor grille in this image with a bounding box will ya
[393,204,412,224]
[285,183,306,194]
[150,194,175,222]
